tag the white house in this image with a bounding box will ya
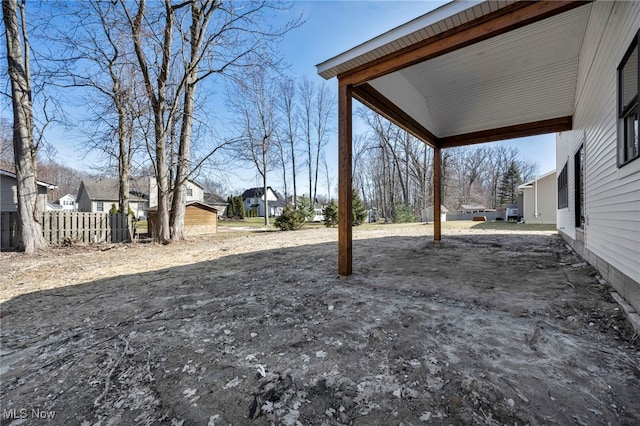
[556,1,640,313]
[0,169,57,213]
[518,170,556,225]
[242,187,286,217]
[145,176,204,209]
[54,193,77,211]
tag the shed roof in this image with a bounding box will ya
[317,1,591,147]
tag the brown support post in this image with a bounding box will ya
[338,83,353,275]
[433,146,442,241]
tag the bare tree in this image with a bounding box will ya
[312,80,333,204]
[121,0,176,243]
[299,76,313,202]
[278,77,298,206]
[231,69,277,226]
[2,0,48,252]
[54,0,145,217]
[119,0,300,241]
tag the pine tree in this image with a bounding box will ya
[352,190,367,226]
[498,161,522,205]
[226,196,234,217]
[322,200,338,227]
[298,195,314,221]
[233,196,245,219]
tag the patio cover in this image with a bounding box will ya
[316,0,592,275]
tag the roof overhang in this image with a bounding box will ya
[317,0,592,148]
[0,169,57,189]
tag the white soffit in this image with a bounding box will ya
[369,3,591,137]
[316,0,512,79]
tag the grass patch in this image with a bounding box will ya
[134,220,148,234]
[471,221,556,231]
[220,217,274,228]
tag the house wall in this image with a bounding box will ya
[76,182,91,213]
[89,200,146,217]
[243,189,278,217]
[557,1,640,311]
[185,184,204,203]
[522,173,556,224]
[0,174,49,213]
[0,174,18,212]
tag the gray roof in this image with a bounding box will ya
[80,178,147,202]
[204,192,228,205]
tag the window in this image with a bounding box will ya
[96,201,104,212]
[575,145,585,228]
[187,188,193,197]
[558,163,568,209]
[618,31,639,166]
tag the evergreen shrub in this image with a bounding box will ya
[274,205,305,231]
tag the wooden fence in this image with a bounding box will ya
[1,211,132,249]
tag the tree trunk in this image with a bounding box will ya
[3,0,47,252]
[263,144,269,226]
[116,102,130,216]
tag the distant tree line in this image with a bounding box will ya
[352,110,539,222]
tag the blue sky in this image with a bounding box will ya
[44,0,557,193]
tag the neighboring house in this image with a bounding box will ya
[204,193,229,218]
[0,169,57,213]
[77,177,205,220]
[147,201,217,238]
[242,187,286,217]
[311,202,325,222]
[518,170,556,225]
[556,1,640,312]
[54,193,77,211]
[77,179,148,219]
[145,177,205,208]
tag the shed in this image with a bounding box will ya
[147,202,218,239]
[422,205,448,223]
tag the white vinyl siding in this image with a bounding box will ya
[557,1,640,282]
[521,173,556,225]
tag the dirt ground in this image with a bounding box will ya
[1,223,639,425]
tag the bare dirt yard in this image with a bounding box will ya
[1,222,639,425]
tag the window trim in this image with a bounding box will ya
[558,162,568,209]
[618,30,640,167]
[574,145,585,228]
[96,201,104,212]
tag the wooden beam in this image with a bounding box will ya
[438,116,573,149]
[352,83,438,147]
[433,147,442,241]
[338,1,589,87]
[338,83,353,276]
